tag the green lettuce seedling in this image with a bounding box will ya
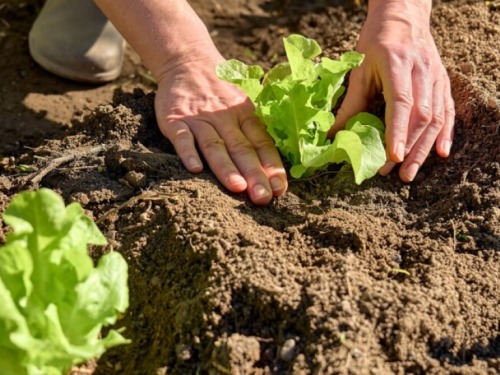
[0,189,129,375]
[217,34,386,184]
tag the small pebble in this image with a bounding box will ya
[280,339,296,362]
[352,348,362,358]
[176,345,192,361]
[125,171,147,189]
[340,300,352,314]
[106,230,117,240]
[487,98,498,110]
[219,238,232,250]
[459,61,475,75]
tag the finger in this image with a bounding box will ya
[217,121,274,205]
[241,117,287,197]
[380,57,413,163]
[378,149,397,176]
[159,120,203,173]
[436,74,455,157]
[399,78,445,182]
[189,120,248,193]
[405,62,434,153]
[329,68,372,138]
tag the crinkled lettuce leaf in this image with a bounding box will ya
[215,60,264,103]
[291,113,386,183]
[217,34,386,184]
[0,189,129,375]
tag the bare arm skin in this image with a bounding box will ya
[331,0,455,182]
[94,0,288,205]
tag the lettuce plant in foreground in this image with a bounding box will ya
[0,189,129,375]
[217,34,386,184]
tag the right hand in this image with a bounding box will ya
[330,0,455,182]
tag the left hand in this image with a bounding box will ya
[154,47,288,205]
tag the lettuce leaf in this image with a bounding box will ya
[217,34,386,184]
[0,189,129,375]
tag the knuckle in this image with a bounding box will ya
[415,108,432,125]
[173,128,193,144]
[393,92,414,109]
[227,138,255,154]
[381,43,408,59]
[252,136,276,152]
[433,112,446,126]
[419,56,432,70]
[428,120,444,133]
[241,116,264,131]
[446,105,456,117]
[200,137,225,151]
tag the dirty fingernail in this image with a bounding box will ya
[395,141,405,162]
[253,184,271,200]
[188,157,201,170]
[270,177,285,192]
[403,163,420,182]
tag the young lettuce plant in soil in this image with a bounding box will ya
[217,34,386,184]
[0,188,129,375]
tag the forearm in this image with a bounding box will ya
[93,0,220,81]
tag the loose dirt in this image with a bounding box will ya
[1,1,499,374]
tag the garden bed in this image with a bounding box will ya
[1,0,499,374]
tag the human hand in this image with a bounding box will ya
[330,0,455,182]
[154,48,288,205]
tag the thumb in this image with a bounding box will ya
[328,69,372,138]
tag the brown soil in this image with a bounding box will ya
[1,1,500,375]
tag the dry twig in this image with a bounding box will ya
[24,144,108,187]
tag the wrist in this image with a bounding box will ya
[147,5,222,82]
[368,0,432,24]
[96,0,223,84]
[152,38,224,84]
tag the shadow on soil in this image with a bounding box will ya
[430,332,500,366]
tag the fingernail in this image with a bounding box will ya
[270,177,285,192]
[403,163,420,182]
[253,184,271,200]
[444,140,452,156]
[228,174,247,189]
[394,141,405,162]
[379,161,396,176]
[188,157,201,170]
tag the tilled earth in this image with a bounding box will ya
[1,1,500,374]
